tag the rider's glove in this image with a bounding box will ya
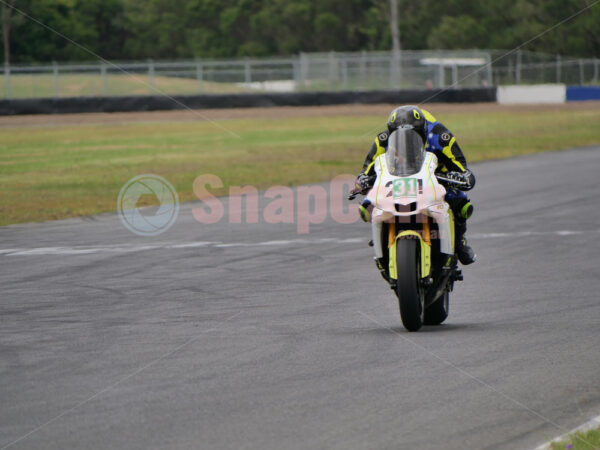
[446,171,465,184]
[446,170,475,190]
[462,169,475,190]
[355,173,375,195]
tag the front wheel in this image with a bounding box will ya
[395,239,424,332]
[424,291,449,325]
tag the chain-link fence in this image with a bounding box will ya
[1,50,598,99]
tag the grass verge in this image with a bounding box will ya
[550,424,600,449]
[1,103,599,226]
[0,73,245,98]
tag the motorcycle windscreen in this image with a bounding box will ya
[385,128,425,176]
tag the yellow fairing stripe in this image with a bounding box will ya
[425,153,436,202]
[448,210,455,253]
[421,108,437,123]
[374,154,385,203]
[389,230,432,279]
[442,136,466,172]
[389,239,397,280]
[421,238,431,277]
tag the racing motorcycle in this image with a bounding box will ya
[349,127,468,332]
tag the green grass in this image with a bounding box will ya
[1,73,438,98]
[1,105,599,225]
[0,73,246,98]
[550,425,600,449]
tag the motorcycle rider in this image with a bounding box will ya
[355,105,476,265]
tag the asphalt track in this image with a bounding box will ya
[1,147,599,450]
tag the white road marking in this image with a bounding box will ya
[0,238,365,256]
[0,230,596,257]
[471,230,593,239]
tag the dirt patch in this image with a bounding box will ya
[1,101,599,128]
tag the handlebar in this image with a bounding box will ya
[348,173,468,201]
[348,190,361,201]
[435,173,469,188]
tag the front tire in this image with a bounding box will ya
[395,239,424,332]
[424,291,449,325]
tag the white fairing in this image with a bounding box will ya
[366,152,454,255]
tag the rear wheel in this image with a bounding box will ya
[424,291,449,325]
[395,239,424,332]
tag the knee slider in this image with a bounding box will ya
[460,201,473,220]
[359,201,373,223]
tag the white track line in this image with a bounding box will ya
[533,414,600,450]
[0,230,597,257]
[471,230,594,239]
[0,238,364,256]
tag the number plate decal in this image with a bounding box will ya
[393,178,419,198]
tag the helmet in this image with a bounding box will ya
[386,105,426,141]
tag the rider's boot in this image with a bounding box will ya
[455,221,476,265]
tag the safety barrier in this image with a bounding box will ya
[497,84,600,104]
[496,84,566,104]
[1,85,597,114]
[566,86,600,101]
[0,87,496,115]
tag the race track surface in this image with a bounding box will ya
[1,147,599,450]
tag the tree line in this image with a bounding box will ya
[2,0,599,64]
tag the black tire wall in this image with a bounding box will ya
[0,88,497,116]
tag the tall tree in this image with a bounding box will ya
[3,0,600,62]
[1,0,16,64]
[390,0,400,52]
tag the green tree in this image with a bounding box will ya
[1,0,17,64]
[123,0,192,59]
[427,15,488,49]
[73,0,129,60]
[3,0,600,63]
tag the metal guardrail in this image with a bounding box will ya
[1,50,598,99]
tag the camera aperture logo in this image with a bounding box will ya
[117,174,179,236]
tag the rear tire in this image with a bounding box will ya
[395,239,424,332]
[424,291,449,325]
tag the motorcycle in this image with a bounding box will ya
[349,127,468,332]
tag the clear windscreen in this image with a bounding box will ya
[385,128,425,176]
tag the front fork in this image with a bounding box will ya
[371,214,461,296]
[372,218,433,283]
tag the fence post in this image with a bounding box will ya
[579,59,584,85]
[148,59,155,93]
[4,62,10,99]
[452,64,458,87]
[299,53,308,90]
[244,58,251,91]
[52,61,59,98]
[292,58,300,92]
[486,53,493,86]
[329,51,337,90]
[388,51,393,89]
[390,50,401,89]
[556,54,561,83]
[438,63,444,88]
[516,49,522,84]
[100,63,107,96]
[359,50,366,90]
[341,57,348,90]
[594,59,599,84]
[196,60,203,93]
